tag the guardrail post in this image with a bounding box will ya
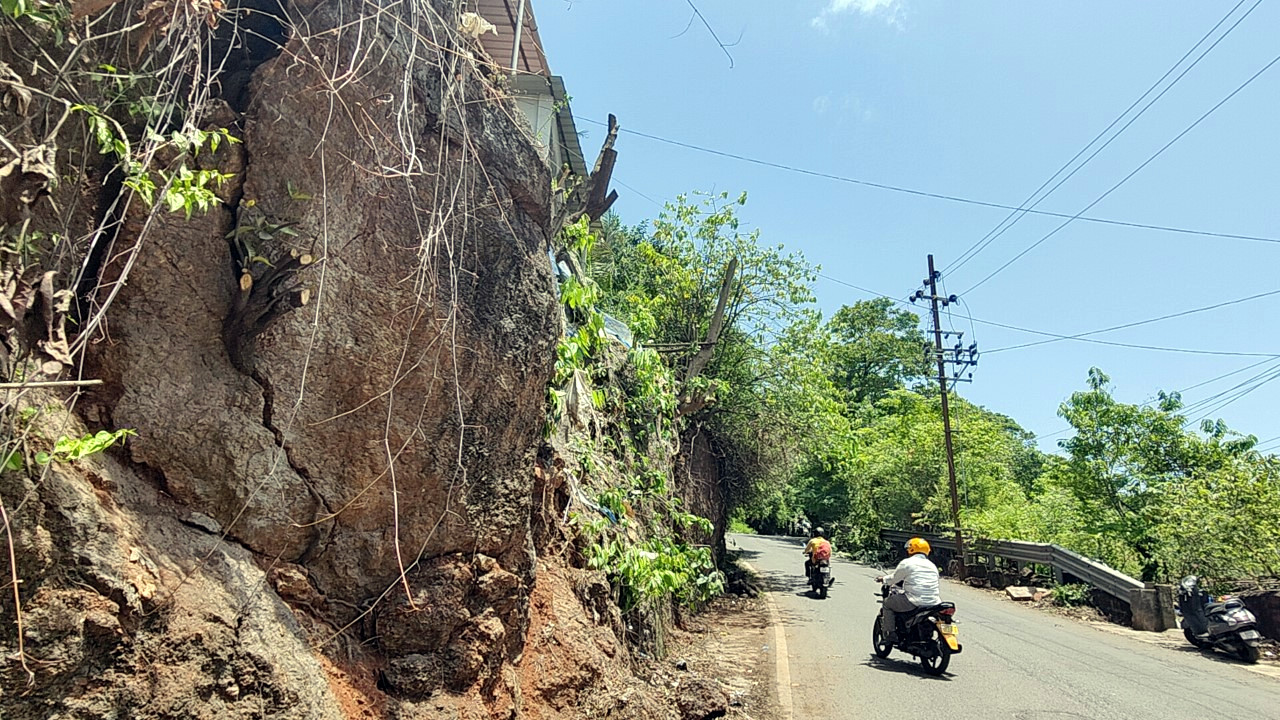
[1129,586,1175,632]
[1154,584,1177,631]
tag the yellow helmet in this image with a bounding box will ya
[906,537,931,556]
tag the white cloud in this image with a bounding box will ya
[813,93,877,125]
[812,0,905,28]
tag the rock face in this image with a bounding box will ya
[1,0,571,715]
[0,441,343,718]
[90,0,559,615]
[1,1,731,716]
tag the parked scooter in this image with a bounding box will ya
[808,558,834,599]
[1176,575,1262,663]
[872,578,961,675]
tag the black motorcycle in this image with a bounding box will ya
[871,580,961,676]
[1176,575,1262,664]
[807,558,833,599]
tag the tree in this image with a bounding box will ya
[594,192,842,522]
[825,299,931,412]
[1153,456,1280,580]
[1053,368,1257,579]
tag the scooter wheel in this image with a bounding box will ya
[1238,644,1261,664]
[1182,628,1209,649]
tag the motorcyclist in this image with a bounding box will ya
[803,527,832,577]
[876,537,941,643]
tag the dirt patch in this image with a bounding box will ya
[513,558,779,720]
[962,581,1111,623]
[650,596,780,719]
[318,652,388,720]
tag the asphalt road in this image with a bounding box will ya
[732,534,1280,720]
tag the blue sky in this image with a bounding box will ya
[534,0,1280,452]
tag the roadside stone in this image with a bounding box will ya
[676,675,727,720]
[1033,588,1053,602]
[1007,586,1035,601]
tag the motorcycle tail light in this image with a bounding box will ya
[940,607,955,616]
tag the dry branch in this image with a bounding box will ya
[223,231,316,373]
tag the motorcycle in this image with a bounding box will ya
[1176,575,1262,664]
[871,579,961,676]
[807,557,834,599]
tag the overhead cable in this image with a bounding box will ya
[818,273,1280,357]
[961,50,1280,295]
[985,288,1280,354]
[578,117,1280,246]
[945,0,1262,275]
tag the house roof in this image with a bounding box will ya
[473,0,551,76]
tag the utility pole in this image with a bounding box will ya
[912,255,979,577]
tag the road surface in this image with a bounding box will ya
[733,534,1280,720]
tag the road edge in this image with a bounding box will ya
[737,558,795,720]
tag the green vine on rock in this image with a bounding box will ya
[73,104,238,220]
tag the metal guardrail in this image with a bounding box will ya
[881,529,1144,605]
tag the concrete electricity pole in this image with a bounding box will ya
[912,255,979,576]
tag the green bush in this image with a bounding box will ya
[1052,583,1091,607]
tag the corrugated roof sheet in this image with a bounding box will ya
[472,0,551,76]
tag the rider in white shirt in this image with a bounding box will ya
[877,537,941,643]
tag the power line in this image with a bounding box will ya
[1186,365,1280,427]
[1180,359,1280,418]
[818,272,1280,357]
[681,0,738,68]
[1034,356,1280,441]
[970,316,1279,357]
[985,287,1280,354]
[614,177,664,209]
[1173,356,1280,396]
[945,0,1262,276]
[961,50,1280,295]
[819,272,1280,441]
[579,117,1280,246]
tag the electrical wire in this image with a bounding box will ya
[818,272,1280,357]
[819,273,1280,442]
[945,0,1262,275]
[961,50,1280,295]
[1033,356,1280,441]
[578,117,1280,246]
[984,287,1280,354]
[1180,361,1280,423]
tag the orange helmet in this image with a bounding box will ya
[906,537,931,556]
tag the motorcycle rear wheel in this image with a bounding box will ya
[818,584,828,599]
[919,626,951,676]
[871,621,891,658]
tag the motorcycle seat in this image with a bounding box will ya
[907,602,953,617]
